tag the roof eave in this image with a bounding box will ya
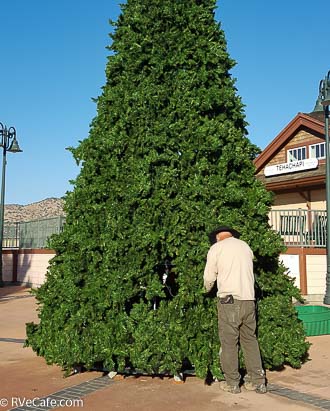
[254,113,325,173]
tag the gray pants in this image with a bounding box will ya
[217,299,265,386]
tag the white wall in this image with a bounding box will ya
[3,250,55,288]
[3,253,14,282]
[280,254,300,288]
[17,252,54,287]
[306,254,326,295]
[3,250,328,299]
[280,252,326,302]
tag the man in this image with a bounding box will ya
[204,226,266,394]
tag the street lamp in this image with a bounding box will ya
[0,123,22,287]
[318,71,330,304]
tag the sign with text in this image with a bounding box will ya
[264,158,318,177]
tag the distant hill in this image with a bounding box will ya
[4,198,65,223]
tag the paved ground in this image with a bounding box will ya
[1,285,330,411]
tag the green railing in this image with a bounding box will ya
[3,222,20,248]
[269,209,327,247]
[3,216,66,249]
[3,211,326,249]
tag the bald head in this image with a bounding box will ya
[216,231,233,242]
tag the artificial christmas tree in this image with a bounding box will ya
[26,0,309,379]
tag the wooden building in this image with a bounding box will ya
[254,108,327,302]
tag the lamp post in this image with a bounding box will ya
[318,71,330,304]
[0,123,22,287]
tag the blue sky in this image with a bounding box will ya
[1,0,329,205]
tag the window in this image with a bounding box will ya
[287,146,306,162]
[310,142,326,159]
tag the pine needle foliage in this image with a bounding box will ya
[26,0,309,379]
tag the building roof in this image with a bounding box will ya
[254,112,325,174]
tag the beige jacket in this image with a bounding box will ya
[203,236,255,300]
